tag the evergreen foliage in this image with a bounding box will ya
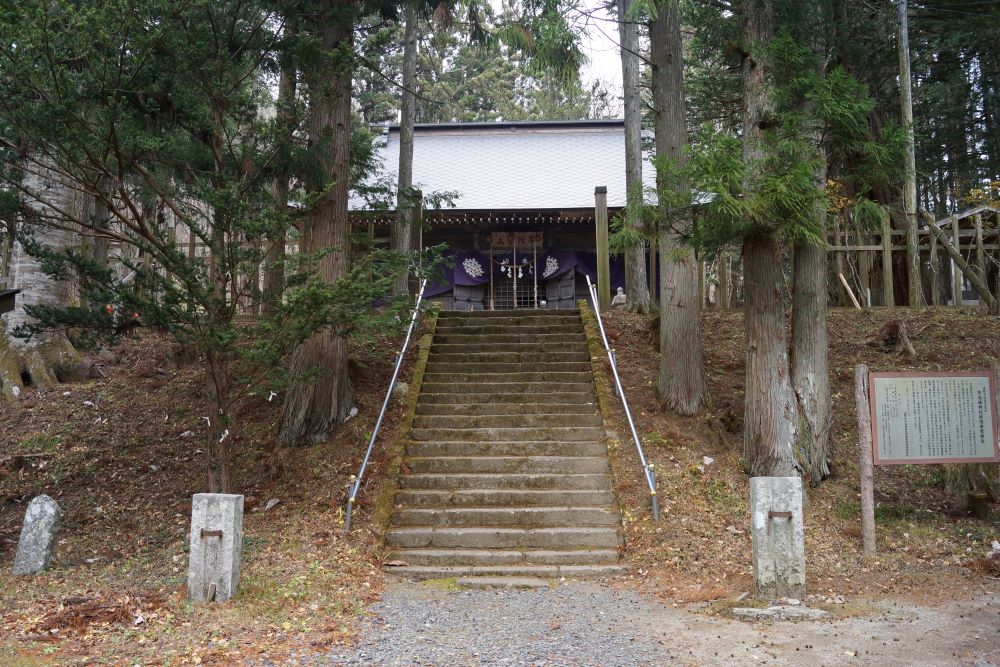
[0,0,443,489]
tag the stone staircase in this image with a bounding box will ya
[385,308,625,582]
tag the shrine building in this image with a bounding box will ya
[351,119,656,310]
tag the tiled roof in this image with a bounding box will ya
[351,120,657,212]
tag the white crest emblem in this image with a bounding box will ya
[462,257,484,278]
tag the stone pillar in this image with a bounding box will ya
[187,493,244,603]
[749,477,805,600]
[12,495,62,575]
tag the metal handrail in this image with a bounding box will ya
[344,278,427,532]
[584,275,659,522]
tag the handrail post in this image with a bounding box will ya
[344,278,427,532]
[584,274,659,522]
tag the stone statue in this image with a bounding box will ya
[611,287,627,309]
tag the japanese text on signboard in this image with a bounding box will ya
[869,372,1000,465]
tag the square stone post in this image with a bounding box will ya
[750,477,805,600]
[187,493,244,602]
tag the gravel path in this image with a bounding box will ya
[321,580,1000,667]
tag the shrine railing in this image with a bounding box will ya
[584,275,660,522]
[344,278,427,532]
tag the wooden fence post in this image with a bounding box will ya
[698,258,705,308]
[952,214,962,306]
[649,236,658,308]
[881,215,894,307]
[855,364,876,556]
[974,214,986,284]
[929,231,941,306]
[594,186,611,311]
[833,214,847,306]
[718,250,730,309]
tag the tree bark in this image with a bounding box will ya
[2,159,91,399]
[619,0,650,314]
[263,18,297,317]
[393,4,419,297]
[791,151,831,483]
[896,0,922,307]
[743,233,801,477]
[279,3,355,447]
[651,0,704,414]
[718,251,731,309]
[790,9,832,484]
[740,0,801,477]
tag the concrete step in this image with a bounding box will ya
[455,576,552,589]
[415,402,597,417]
[390,506,620,527]
[439,309,579,321]
[410,426,605,442]
[434,333,587,345]
[433,324,582,336]
[412,413,602,430]
[422,371,594,385]
[406,440,606,457]
[437,314,580,325]
[427,350,591,364]
[398,473,611,491]
[387,565,627,581]
[431,342,589,355]
[385,548,620,566]
[394,488,615,507]
[406,455,609,475]
[424,361,593,374]
[418,382,593,396]
[417,391,595,405]
[385,526,622,549]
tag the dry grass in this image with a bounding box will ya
[0,323,429,665]
[600,306,1000,605]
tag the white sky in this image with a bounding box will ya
[573,0,625,93]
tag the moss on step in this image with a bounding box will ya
[579,299,638,544]
[371,310,439,534]
[419,577,459,591]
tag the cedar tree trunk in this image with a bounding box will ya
[790,149,831,483]
[651,0,704,414]
[619,0,650,314]
[263,18,297,317]
[741,0,801,477]
[279,4,355,446]
[393,4,418,297]
[2,161,92,401]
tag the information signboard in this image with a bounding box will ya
[869,371,1000,465]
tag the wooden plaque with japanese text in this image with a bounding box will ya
[869,371,1000,465]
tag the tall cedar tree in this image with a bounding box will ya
[280,0,359,446]
[0,0,433,488]
[650,0,705,414]
[619,0,651,314]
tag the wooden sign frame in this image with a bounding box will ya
[868,371,1000,465]
[855,365,1000,557]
